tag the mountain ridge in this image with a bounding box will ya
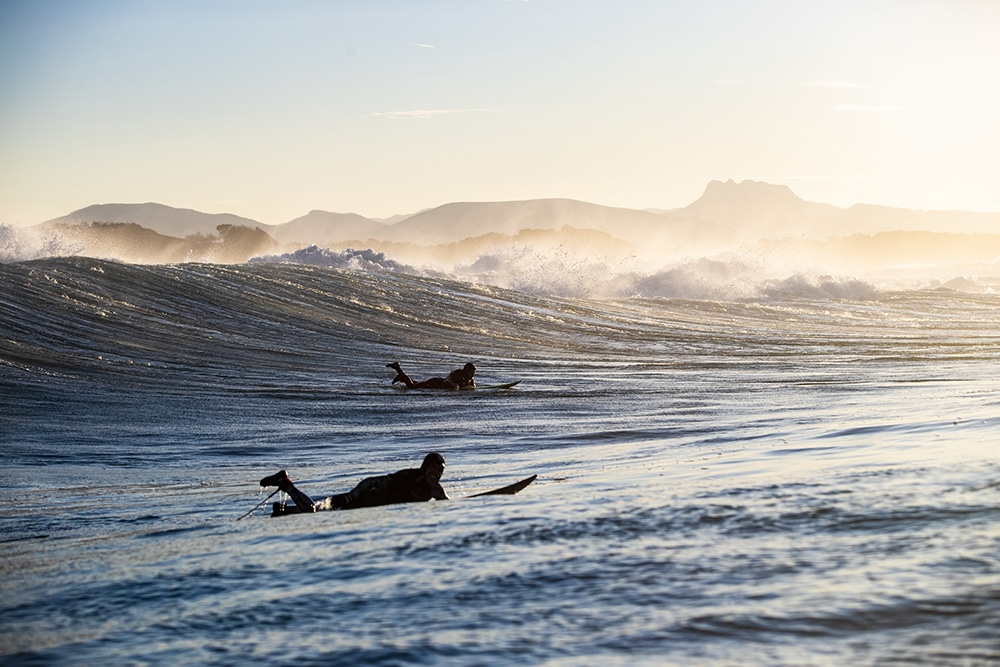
[38,180,1000,251]
[48,202,263,239]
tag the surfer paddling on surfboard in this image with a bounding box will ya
[259,452,448,516]
[387,361,476,390]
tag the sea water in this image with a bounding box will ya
[1,257,998,666]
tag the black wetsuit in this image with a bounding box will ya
[388,362,475,390]
[274,468,447,515]
[443,368,475,389]
[327,468,448,509]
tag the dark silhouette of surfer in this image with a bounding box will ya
[259,452,448,516]
[386,361,476,390]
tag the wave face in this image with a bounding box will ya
[4,256,997,393]
[2,256,999,665]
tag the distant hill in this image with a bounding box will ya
[33,181,1000,265]
[375,210,430,225]
[376,198,719,248]
[44,203,264,238]
[657,179,1000,237]
[268,210,387,245]
[324,225,638,269]
[674,179,840,238]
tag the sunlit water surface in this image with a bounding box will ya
[1,259,998,666]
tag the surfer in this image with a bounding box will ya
[259,452,449,515]
[386,361,476,390]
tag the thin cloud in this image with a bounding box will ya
[411,43,435,49]
[372,108,488,119]
[743,175,830,181]
[837,105,903,112]
[715,79,872,89]
[801,80,871,88]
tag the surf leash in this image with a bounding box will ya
[236,487,281,521]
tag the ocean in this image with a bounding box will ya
[1,254,998,666]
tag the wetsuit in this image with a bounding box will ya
[444,367,475,389]
[274,468,447,515]
[319,468,447,509]
[388,362,476,390]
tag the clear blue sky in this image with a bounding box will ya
[2,0,998,225]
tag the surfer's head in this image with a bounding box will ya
[463,362,476,377]
[421,451,446,483]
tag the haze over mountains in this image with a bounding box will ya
[16,180,1000,271]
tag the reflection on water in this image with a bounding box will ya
[1,260,998,665]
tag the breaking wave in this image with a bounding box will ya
[250,246,911,301]
[0,224,84,262]
[250,246,415,273]
[4,223,996,301]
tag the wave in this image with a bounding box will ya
[3,257,997,394]
[4,221,998,300]
[0,224,85,262]
[251,245,996,301]
[250,246,415,273]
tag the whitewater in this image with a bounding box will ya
[1,251,998,666]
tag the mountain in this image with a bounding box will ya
[667,179,841,239]
[679,179,839,226]
[41,203,386,247]
[320,226,638,271]
[377,198,717,247]
[32,181,1000,266]
[267,210,387,245]
[44,203,264,238]
[670,179,1000,237]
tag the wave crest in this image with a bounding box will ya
[250,246,416,273]
[243,244,931,301]
[0,225,84,262]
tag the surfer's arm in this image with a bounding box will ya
[444,369,469,389]
[391,371,415,387]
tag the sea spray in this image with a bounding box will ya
[0,224,85,262]
[250,243,894,301]
[250,246,415,273]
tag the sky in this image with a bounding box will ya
[1,0,999,225]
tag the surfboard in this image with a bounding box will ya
[470,381,521,390]
[467,474,536,497]
[391,380,521,391]
[261,475,537,518]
